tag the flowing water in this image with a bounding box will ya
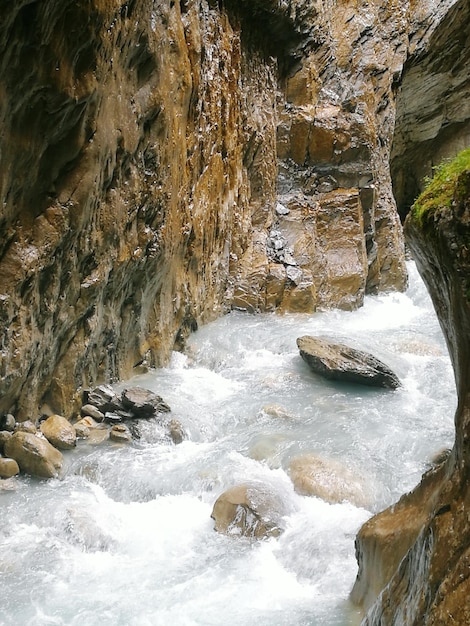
[0,262,456,626]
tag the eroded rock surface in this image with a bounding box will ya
[297,335,400,389]
[0,0,418,419]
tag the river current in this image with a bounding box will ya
[0,262,456,626]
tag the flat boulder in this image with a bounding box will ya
[297,335,400,389]
[211,483,286,539]
[40,415,77,450]
[4,431,63,478]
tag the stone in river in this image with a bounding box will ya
[211,483,286,539]
[80,404,105,422]
[110,424,132,443]
[121,387,171,418]
[40,414,77,450]
[0,457,20,478]
[297,335,400,389]
[4,431,63,478]
[288,454,370,508]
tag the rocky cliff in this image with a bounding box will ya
[351,1,470,620]
[0,0,417,419]
[391,0,470,219]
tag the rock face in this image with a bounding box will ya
[351,166,470,619]
[0,0,417,419]
[391,0,470,218]
[4,431,63,478]
[297,336,400,389]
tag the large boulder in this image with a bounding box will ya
[211,483,286,539]
[4,431,63,478]
[40,414,77,450]
[297,336,400,389]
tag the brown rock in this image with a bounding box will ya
[110,424,132,443]
[0,457,20,478]
[4,431,63,478]
[40,415,77,450]
[168,419,185,445]
[211,483,286,539]
[288,454,370,508]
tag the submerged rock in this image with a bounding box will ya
[288,454,370,508]
[168,419,185,445]
[297,336,400,389]
[211,483,286,539]
[40,414,77,450]
[4,431,63,478]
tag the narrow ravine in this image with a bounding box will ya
[0,262,455,626]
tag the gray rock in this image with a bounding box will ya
[14,420,37,434]
[80,404,105,422]
[297,335,400,389]
[121,387,171,418]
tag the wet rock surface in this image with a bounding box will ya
[211,483,286,539]
[353,147,470,620]
[297,336,400,389]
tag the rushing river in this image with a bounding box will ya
[0,262,456,626]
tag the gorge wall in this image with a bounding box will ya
[352,0,470,623]
[0,0,418,419]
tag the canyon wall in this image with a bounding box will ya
[0,0,415,419]
[352,0,470,622]
[391,0,470,218]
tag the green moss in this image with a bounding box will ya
[410,147,470,225]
